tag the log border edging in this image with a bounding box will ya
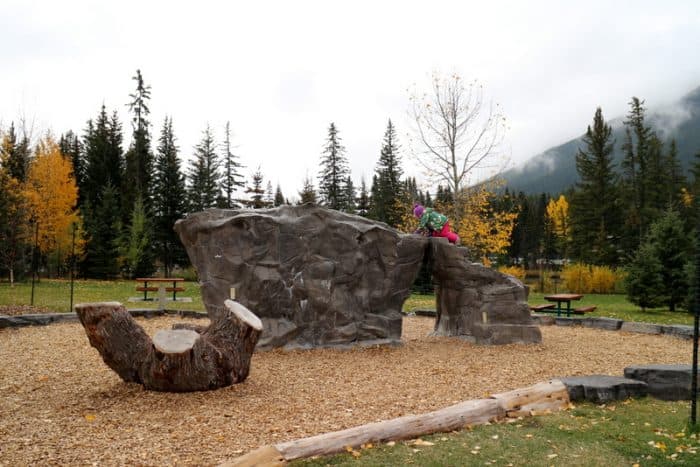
[219,379,570,466]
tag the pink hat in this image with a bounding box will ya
[413,204,425,218]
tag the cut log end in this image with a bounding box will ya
[225,299,263,331]
[153,329,200,354]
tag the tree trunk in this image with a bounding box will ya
[75,299,262,392]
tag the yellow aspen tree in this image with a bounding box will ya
[455,182,517,265]
[546,194,570,258]
[24,135,84,261]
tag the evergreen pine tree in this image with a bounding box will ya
[356,177,370,217]
[242,168,267,208]
[373,120,404,226]
[119,196,156,278]
[664,139,686,208]
[265,181,274,207]
[59,131,84,204]
[187,126,220,211]
[625,241,665,311]
[0,122,30,182]
[152,117,188,276]
[220,121,245,208]
[81,106,124,277]
[297,174,317,205]
[318,123,349,210]
[344,176,357,214]
[569,107,621,265]
[274,184,285,206]
[124,69,153,217]
[646,209,690,311]
[81,183,121,278]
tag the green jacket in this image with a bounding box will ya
[419,208,448,231]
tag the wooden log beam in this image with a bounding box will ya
[220,379,571,466]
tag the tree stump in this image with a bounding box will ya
[75,299,262,392]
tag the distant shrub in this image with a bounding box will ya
[498,265,525,280]
[180,266,199,282]
[562,263,624,294]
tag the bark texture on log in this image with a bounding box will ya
[75,300,262,392]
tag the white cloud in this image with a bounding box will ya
[1,0,700,196]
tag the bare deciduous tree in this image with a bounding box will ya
[408,72,508,222]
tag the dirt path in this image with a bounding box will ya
[0,316,691,466]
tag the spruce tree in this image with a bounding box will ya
[298,175,317,205]
[152,117,188,276]
[344,176,357,214]
[187,126,220,211]
[664,139,686,208]
[0,122,30,183]
[81,106,124,277]
[124,69,153,216]
[373,120,404,227]
[220,121,245,208]
[81,183,121,278]
[570,107,621,265]
[646,209,690,311]
[356,177,370,217]
[625,241,665,311]
[59,131,84,204]
[119,196,155,278]
[318,123,349,211]
[274,184,285,206]
[242,167,267,208]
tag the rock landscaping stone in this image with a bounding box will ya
[560,375,648,403]
[0,313,79,328]
[582,317,623,331]
[661,325,694,340]
[413,309,437,317]
[624,364,700,400]
[554,317,581,327]
[620,321,663,335]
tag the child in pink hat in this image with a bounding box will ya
[413,204,460,244]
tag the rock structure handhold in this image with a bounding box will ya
[429,238,541,345]
[175,205,541,349]
[75,300,262,392]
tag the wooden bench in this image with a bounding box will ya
[530,303,556,312]
[136,286,159,293]
[573,305,597,314]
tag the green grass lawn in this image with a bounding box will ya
[404,292,695,326]
[293,398,700,466]
[0,279,206,313]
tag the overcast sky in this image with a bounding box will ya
[2,0,700,199]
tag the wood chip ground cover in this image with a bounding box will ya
[0,316,691,466]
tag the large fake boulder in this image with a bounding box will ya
[175,205,427,349]
[430,238,541,345]
[175,205,541,349]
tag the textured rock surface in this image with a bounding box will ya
[430,238,541,345]
[624,364,700,400]
[560,375,648,403]
[175,205,428,349]
[175,206,541,349]
[582,317,623,331]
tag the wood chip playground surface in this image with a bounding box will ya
[0,315,692,465]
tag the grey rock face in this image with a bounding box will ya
[560,375,648,403]
[428,238,540,345]
[175,205,540,349]
[624,364,700,400]
[175,205,428,349]
[620,321,663,335]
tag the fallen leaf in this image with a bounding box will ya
[84,414,96,422]
[547,453,558,459]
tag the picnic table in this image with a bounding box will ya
[135,277,186,301]
[543,293,584,317]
